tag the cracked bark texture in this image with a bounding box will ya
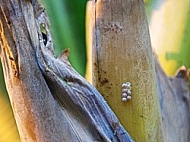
[0,0,133,141]
[155,57,190,142]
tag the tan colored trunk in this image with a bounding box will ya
[0,1,79,141]
[89,0,163,141]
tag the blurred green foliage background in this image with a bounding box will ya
[0,0,190,141]
[40,0,88,76]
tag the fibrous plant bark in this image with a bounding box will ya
[0,0,133,141]
[155,58,190,142]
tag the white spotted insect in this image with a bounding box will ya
[121,82,132,102]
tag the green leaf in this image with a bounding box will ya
[40,0,87,76]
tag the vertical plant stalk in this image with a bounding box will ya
[90,0,163,141]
